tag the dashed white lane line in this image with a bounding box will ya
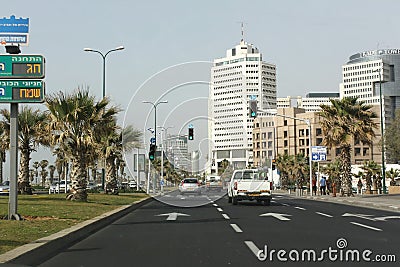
[217,208,223,212]
[222,213,230,220]
[294,206,306,210]
[212,203,218,207]
[281,203,290,207]
[245,241,261,257]
[316,212,333,218]
[350,222,382,232]
[230,224,243,233]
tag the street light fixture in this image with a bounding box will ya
[84,45,125,190]
[143,100,168,193]
[374,69,387,194]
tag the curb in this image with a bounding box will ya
[0,196,153,266]
[286,194,400,213]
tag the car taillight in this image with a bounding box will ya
[234,181,238,190]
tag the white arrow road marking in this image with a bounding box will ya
[260,213,292,221]
[230,224,243,233]
[245,241,261,257]
[350,222,382,232]
[342,213,377,221]
[156,212,190,221]
[316,212,333,218]
[374,216,400,221]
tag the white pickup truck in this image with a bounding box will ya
[227,169,273,206]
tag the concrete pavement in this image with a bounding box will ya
[282,189,400,213]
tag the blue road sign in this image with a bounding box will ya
[150,137,156,144]
[0,15,29,46]
[311,146,327,162]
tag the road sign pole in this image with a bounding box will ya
[8,103,20,220]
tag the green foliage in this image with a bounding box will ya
[385,109,400,164]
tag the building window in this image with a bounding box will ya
[284,140,288,147]
[284,120,288,126]
[284,131,288,138]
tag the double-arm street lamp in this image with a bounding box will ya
[143,100,168,193]
[84,45,125,190]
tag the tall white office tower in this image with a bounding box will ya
[208,39,276,174]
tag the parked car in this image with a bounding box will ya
[0,181,10,194]
[128,181,137,189]
[179,178,201,195]
[48,182,58,194]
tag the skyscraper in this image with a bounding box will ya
[208,39,276,174]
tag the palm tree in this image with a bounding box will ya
[48,165,56,184]
[0,123,8,183]
[322,159,341,193]
[318,97,378,196]
[32,161,40,184]
[0,106,48,194]
[45,89,118,201]
[361,160,381,193]
[276,154,292,189]
[386,168,400,186]
[101,124,142,194]
[39,159,49,186]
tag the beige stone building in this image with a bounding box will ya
[253,107,382,167]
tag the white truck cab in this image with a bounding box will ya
[228,169,272,205]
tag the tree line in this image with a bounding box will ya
[0,89,142,201]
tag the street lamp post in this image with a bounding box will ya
[378,70,387,194]
[84,45,125,190]
[143,100,168,193]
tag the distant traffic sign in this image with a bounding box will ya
[0,80,45,103]
[311,146,327,162]
[0,55,45,78]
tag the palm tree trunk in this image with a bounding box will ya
[18,148,33,194]
[105,155,118,195]
[340,144,353,196]
[67,157,88,201]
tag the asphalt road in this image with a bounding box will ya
[15,193,400,267]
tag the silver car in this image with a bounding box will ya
[0,181,10,194]
[179,178,201,195]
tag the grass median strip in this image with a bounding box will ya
[0,192,148,254]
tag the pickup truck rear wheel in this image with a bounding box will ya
[232,196,238,205]
[228,196,232,203]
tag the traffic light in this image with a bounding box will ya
[149,144,156,161]
[249,99,257,118]
[188,128,194,140]
[272,159,276,170]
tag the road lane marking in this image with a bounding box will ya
[260,213,291,221]
[350,222,382,232]
[156,212,190,221]
[271,200,277,203]
[281,203,290,207]
[316,212,333,218]
[212,203,218,207]
[222,213,230,220]
[342,213,376,221]
[389,206,399,209]
[275,195,283,198]
[245,241,261,257]
[295,206,306,210]
[230,224,243,233]
[217,208,223,212]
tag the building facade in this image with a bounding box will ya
[208,39,276,174]
[253,107,383,167]
[164,135,189,172]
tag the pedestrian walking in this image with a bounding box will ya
[320,176,326,195]
[312,178,317,196]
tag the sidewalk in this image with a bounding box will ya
[277,189,400,213]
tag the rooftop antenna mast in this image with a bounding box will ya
[241,21,244,41]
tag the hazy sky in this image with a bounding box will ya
[1,0,400,176]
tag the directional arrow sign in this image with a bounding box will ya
[156,212,190,221]
[260,213,292,221]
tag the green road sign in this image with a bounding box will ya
[0,55,45,79]
[0,80,45,103]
